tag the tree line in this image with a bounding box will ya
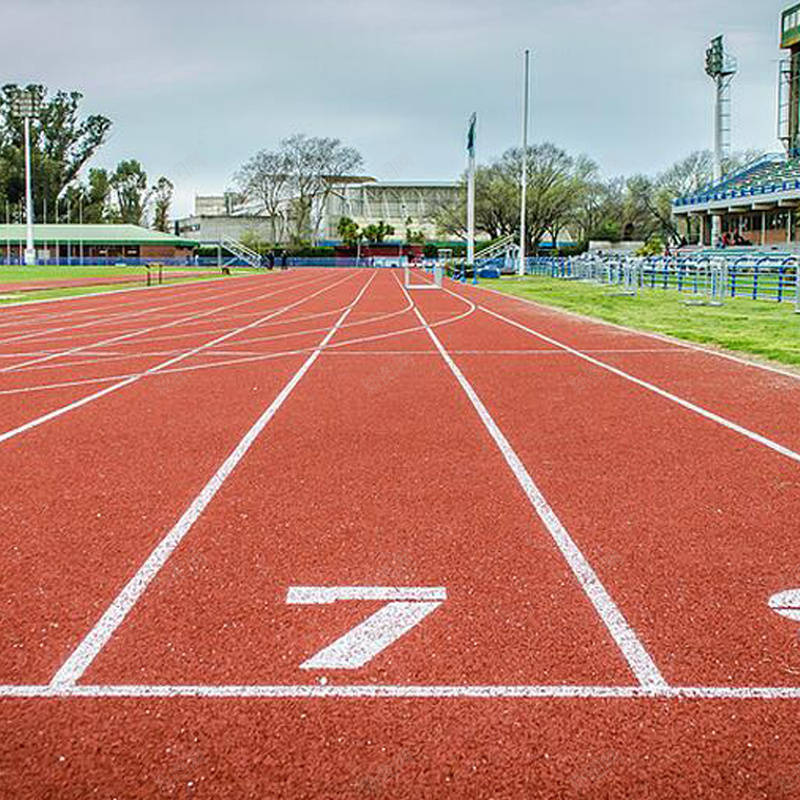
[434,144,760,253]
[0,84,174,231]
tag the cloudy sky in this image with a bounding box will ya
[4,0,793,216]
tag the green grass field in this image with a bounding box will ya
[0,265,258,304]
[480,276,800,368]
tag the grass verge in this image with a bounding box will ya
[479,276,800,368]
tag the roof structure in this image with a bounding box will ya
[673,154,800,216]
[0,224,198,247]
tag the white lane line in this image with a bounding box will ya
[0,274,318,349]
[0,273,236,324]
[478,305,800,467]
[3,683,800,699]
[398,278,667,689]
[0,273,329,373]
[0,273,355,447]
[475,282,800,384]
[0,275,261,344]
[0,298,476,399]
[0,271,252,314]
[49,274,374,688]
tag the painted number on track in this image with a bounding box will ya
[769,589,800,622]
[286,586,447,669]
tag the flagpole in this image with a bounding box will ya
[519,49,530,277]
[466,112,476,285]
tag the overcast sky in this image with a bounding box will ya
[3,0,793,216]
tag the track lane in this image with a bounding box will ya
[78,269,633,689]
[0,273,350,441]
[421,282,800,687]
[458,282,800,453]
[0,270,368,684]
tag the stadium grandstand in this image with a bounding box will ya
[673,3,800,249]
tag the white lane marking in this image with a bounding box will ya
[0,271,245,317]
[769,589,800,622]
[0,273,354,446]
[49,274,374,688]
[287,586,446,669]
[0,273,329,373]
[3,683,800,699]
[0,294,474,398]
[0,276,325,355]
[0,274,265,346]
[397,277,667,689]
[476,282,800,385]
[478,305,800,468]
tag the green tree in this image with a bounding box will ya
[110,159,148,224]
[362,221,394,243]
[151,176,173,232]
[337,216,362,246]
[0,84,111,220]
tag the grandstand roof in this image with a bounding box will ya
[673,154,800,214]
[0,224,198,246]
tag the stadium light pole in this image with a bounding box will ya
[518,49,530,277]
[12,91,40,266]
[466,112,477,284]
[705,36,736,247]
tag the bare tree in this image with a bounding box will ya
[235,134,363,245]
[234,150,290,243]
[281,133,363,241]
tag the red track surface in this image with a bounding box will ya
[2,268,800,798]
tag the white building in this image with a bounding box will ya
[319,180,459,242]
[175,179,461,246]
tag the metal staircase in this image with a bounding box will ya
[219,237,262,268]
[475,234,520,272]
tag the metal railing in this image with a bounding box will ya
[219,237,262,268]
[524,253,800,312]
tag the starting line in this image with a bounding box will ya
[3,683,800,699]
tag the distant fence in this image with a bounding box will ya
[525,253,800,308]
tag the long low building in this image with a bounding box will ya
[0,224,198,263]
[175,179,462,246]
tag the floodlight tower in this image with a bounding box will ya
[705,35,737,244]
[11,89,40,265]
[778,4,800,155]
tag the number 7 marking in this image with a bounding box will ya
[286,586,447,669]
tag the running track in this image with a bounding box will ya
[1,267,800,798]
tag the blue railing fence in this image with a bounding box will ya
[523,254,800,309]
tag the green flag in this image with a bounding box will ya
[467,113,477,157]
